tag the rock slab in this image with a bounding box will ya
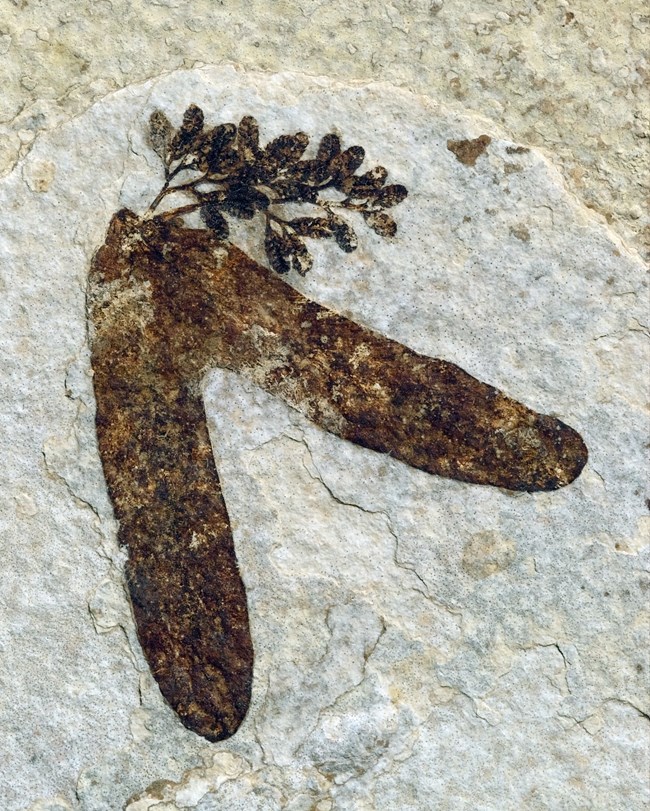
[0,66,647,810]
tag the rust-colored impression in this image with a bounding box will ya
[87,108,587,742]
[447,134,492,166]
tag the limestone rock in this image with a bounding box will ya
[1,66,647,811]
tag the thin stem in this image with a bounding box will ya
[165,179,202,196]
[328,199,367,212]
[157,201,204,221]
[148,162,197,213]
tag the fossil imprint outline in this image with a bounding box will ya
[87,105,588,741]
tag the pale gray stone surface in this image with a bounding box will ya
[0,1,648,261]
[0,67,648,810]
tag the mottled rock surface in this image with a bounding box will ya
[1,1,648,261]
[0,67,648,810]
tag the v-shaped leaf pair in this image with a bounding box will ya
[87,112,587,741]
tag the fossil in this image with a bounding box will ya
[87,106,587,741]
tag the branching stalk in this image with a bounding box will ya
[145,105,408,274]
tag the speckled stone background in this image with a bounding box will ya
[1,0,648,260]
[0,6,648,811]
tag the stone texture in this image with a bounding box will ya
[0,1,648,262]
[0,67,648,810]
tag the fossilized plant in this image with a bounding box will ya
[87,105,587,741]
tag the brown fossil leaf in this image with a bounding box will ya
[170,103,205,160]
[200,202,229,239]
[363,210,397,237]
[288,217,334,239]
[88,211,587,741]
[148,110,173,163]
[341,165,388,196]
[329,145,365,184]
[316,132,342,163]
[329,214,358,252]
[237,115,260,162]
[264,132,310,164]
[372,183,408,209]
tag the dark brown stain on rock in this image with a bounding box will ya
[87,108,587,743]
[447,134,492,166]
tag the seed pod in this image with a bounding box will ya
[290,158,331,184]
[316,133,342,162]
[200,203,229,239]
[365,165,388,186]
[291,251,313,276]
[170,104,205,159]
[283,234,313,276]
[264,225,290,274]
[203,123,238,173]
[149,110,173,163]
[329,146,365,184]
[237,115,260,162]
[271,180,319,204]
[223,184,269,219]
[341,166,389,196]
[288,217,334,238]
[329,214,358,252]
[372,183,408,208]
[231,163,267,187]
[264,133,309,164]
[364,210,397,238]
